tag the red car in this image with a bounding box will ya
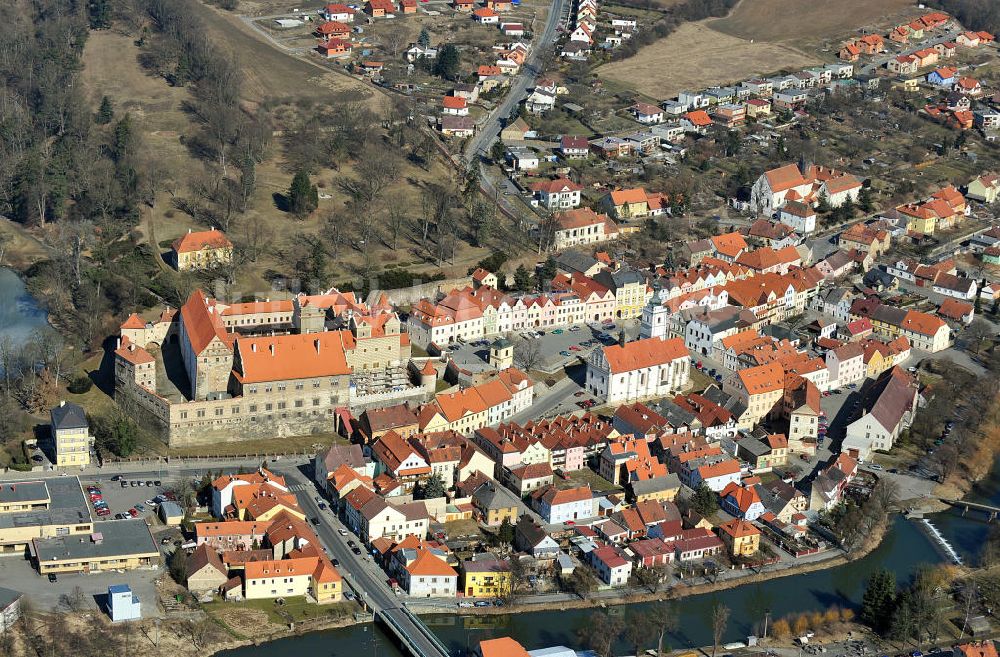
[128,508,139,518]
[569,345,581,351]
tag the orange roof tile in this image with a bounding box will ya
[719,518,760,539]
[405,548,457,577]
[121,313,146,329]
[180,290,234,356]
[234,332,351,383]
[736,362,785,395]
[172,229,232,254]
[602,336,689,374]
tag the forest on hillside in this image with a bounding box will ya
[929,0,1000,33]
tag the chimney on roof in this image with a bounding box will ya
[269,344,275,356]
[251,343,257,353]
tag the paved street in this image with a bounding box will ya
[463,0,571,164]
[280,466,451,657]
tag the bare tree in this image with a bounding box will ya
[380,30,408,58]
[513,337,544,372]
[386,195,408,250]
[338,146,402,206]
[711,601,730,657]
[650,601,679,656]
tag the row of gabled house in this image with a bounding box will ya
[838,11,953,61]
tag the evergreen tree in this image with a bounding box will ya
[416,473,446,500]
[860,568,897,634]
[88,0,111,29]
[490,139,507,163]
[858,185,875,213]
[96,96,114,124]
[513,264,532,291]
[689,483,718,516]
[168,547,188,584]
[816,191,831,213]
[418,27,431,48]
[111,114,137,165]
[434,44,461,81]
[497,517,515,545]
[288,170,318,216]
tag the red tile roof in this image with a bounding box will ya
[602,336,689,374]
[172,229,232,254]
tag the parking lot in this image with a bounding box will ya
[0,547,164,615]
[447,319,641,373]
[83,476,177,524]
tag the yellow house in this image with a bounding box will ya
[313,560,344,603]
[171,228,234,271]
[893,77,921,93]
[594,268,649,320]
[50,401,92,468]
[462,559,511,598]
[631,476,681,503]
[602,188,651,220]
[864,347,887,379]
[906,214,936,235]
[967,174,1000,204]
[718,519,761,558]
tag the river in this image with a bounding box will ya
[0,267,48,346]
[0,241,988,655]
[219,502,984,657]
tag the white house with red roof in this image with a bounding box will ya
[530,177,583,210]
[533,484,595,523]
[585,336,691,403]
[749,163,861,215]
[322,3,355,20]
[590,545,632,585]
[551,208,618,250]
[210,467,288,518]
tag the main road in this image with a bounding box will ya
[462,0,571,164]
[281,467,452,657]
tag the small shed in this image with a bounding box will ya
[108,584,141,622]
[158,502,184,526]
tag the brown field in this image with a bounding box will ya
[81,17,499,298]
[709,0,916,49]
[597,22,819,100]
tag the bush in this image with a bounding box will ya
[67,375,93,394]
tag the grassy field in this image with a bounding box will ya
[597,22,819,100]
[80,21,502,302]
[194,2,383,107]
[708,0,916,50]
[203,596,358,632]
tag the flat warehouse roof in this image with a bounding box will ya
[34,519,158,563]
[0,476,91,530]
[0,481,49,504]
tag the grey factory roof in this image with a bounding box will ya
[0,481,50,505]
[33,519,158,563]
[0,586,22,610]
[0,477,91,531]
